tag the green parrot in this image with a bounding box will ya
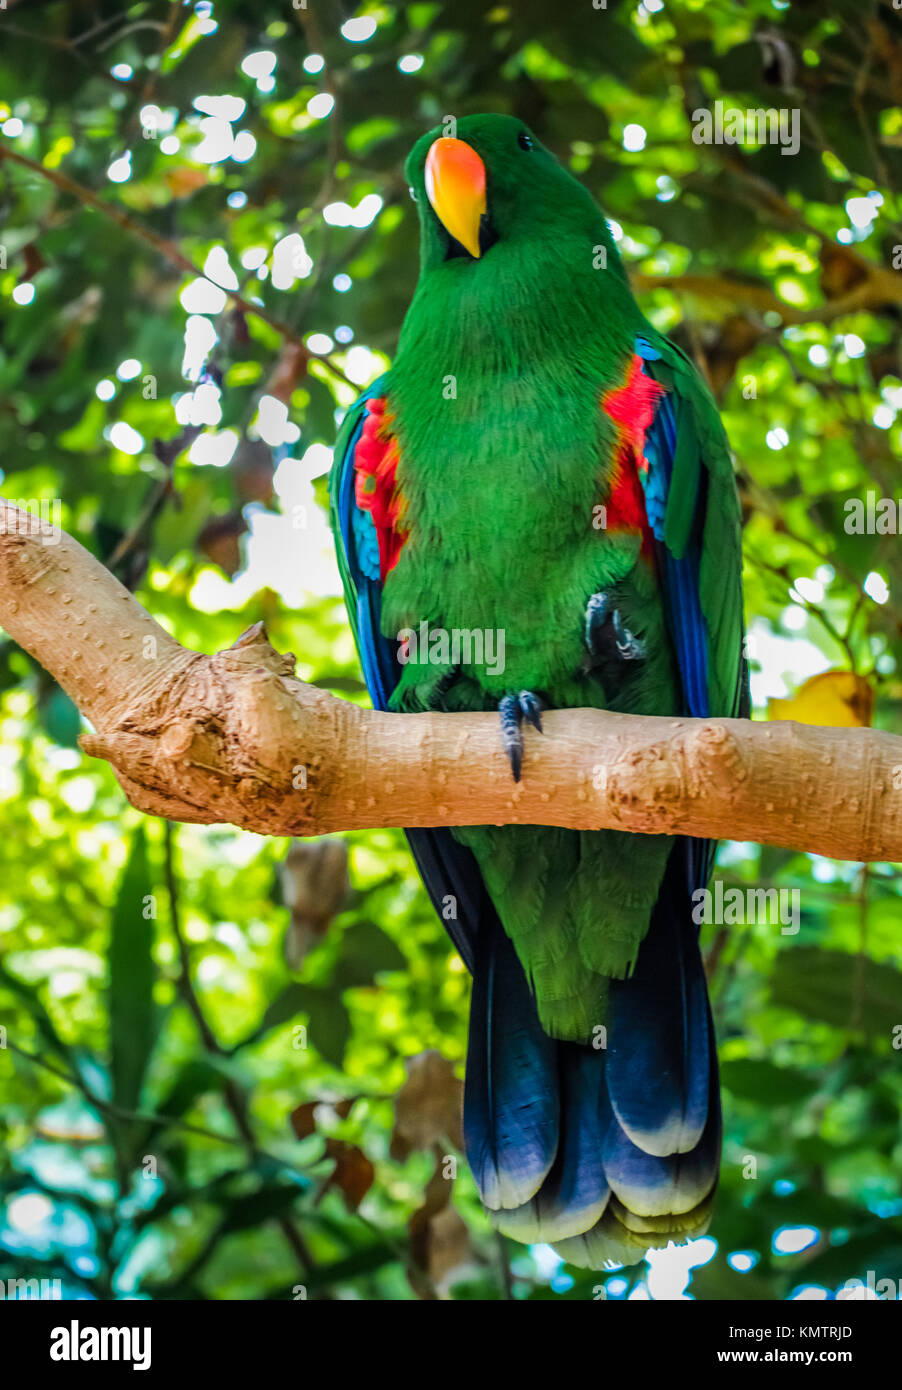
[330,114,747,1267]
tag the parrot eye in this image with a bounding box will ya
[408,185,418,202]
[517,131,533,150]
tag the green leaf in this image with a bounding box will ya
[689,1254,775,1302]
[720,1058,821,1106]
[219,1182,306,1235]
[770,948,902,1039]
[154,1057,236,1120]
[124,1055,241,1157]
[308,674,367,694]
[303,987,351,1068]
[333,920,407,989]
[0,959,74,1066]
[301,1243,399,1293]
[109,828,157,1116]
[252,983,350,1067]
[799,1230,902,1286]
[131,1166,304,1233]
[255,982,311,1037]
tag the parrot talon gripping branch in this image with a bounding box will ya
[584,590,648,694]
[497,690,544,783]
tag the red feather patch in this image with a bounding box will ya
[353,397,408,580]
[601,353,666,557]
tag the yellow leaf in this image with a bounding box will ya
[769,670,873,728]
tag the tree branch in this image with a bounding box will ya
[1,502,899,861]
[632,269,902,325]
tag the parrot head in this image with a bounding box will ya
[404,113,623,279]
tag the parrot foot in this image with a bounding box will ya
[585,592,646,663]
[498,691,543,783]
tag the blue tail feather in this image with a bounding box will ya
[602,1027,719,1218]
[606,847,711,1156]
[463,840,720,1266]
[463,913,559,1211]
[493,1042,611,1244]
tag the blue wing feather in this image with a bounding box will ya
[637,336,709,723]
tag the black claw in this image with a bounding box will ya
[585,590,645,664]
[498,695,523,782]
[612,609,646,661]
[585,592,610,653]
[518,690,544,733]
[497,691,544,782]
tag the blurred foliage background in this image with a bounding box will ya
[1,0,902,1301]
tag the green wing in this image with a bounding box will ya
[642,334,748,721]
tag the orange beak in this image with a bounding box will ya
[424,137,487,259]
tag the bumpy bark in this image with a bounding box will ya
[1,501,899,861]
